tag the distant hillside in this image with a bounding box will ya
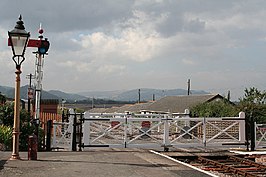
[79,88,209,101]
[78,90,125,99]
[115,88,209,101]
[0,85,209,102]
[0,85,13,98]
[0,85,87,101]
[48,90,87,101]
[0,85,60,100]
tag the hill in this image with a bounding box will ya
[78,88,209,102]
[0,85,61,100]
[0,85,209,102]
[48,90,87,101]
[79,88,208,101]
[116,88,208,101]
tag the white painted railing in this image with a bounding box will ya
[82,111,246,150]
[255,123,266,149]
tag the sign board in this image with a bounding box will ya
[28,88,34,99]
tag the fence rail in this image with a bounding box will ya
[82,111,246,151]
[255,123,266,149]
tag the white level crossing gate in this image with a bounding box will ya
[51,109,75,150]
[49,110,266,151]
[81,111,247,151]
[255,123,266,149]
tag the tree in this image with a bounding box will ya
[240,87,266,104]
[0,93,6,104]
[238,87,266,123]
[190,100,239,117]
[237,87,266,150]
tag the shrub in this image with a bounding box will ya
[0,125,12,151]
[0,103,45,151]
[190,100,239,117]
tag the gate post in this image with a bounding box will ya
[184,109,190,127]
[83,112,90,150]
[46,120,52,151]
[78,113,83,151]
[163,114,170,151]
[245,111,250,151]
[72,111,77,151]
[68,109,74,151]
[254,122,257,149]
[250,113,255,151]
[239,112,246,143]
[203,117,206,147]
[61,110,67,134]
[124,114,129,148]
[52,121,57,149]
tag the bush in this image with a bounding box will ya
[0,103,14,126]
[0,125,12,151]
[0,103,45,151]
[190,100,239,117]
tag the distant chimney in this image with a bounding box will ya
[227,90,231,101]
[187,79,191,95]
[138,89,140,103]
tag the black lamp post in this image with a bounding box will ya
[8,15,30,160]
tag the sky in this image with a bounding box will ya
[1,0,266,101]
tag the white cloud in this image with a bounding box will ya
[1,0,266,101]
[79,27,162,62]
[182,58,196,65]
[97,64,125,74]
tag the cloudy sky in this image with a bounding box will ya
[1,0,266,101]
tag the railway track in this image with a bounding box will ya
[175,154,266,177]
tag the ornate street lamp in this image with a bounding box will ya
[8,15,30,160]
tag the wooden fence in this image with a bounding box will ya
[39,112,62,129]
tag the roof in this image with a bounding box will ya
[89,102,154,113]
[145,94,224,113]
[89,108,108,113]
[89,94,226,114]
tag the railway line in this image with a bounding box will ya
[170,153,266,177]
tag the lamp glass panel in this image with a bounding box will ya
[11,36,27,56]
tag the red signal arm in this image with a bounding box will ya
[8,38,41,47]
